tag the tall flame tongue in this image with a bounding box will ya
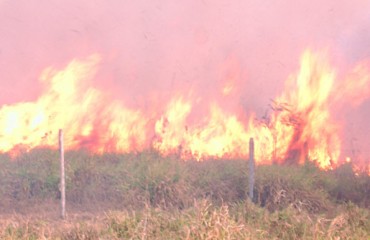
[0,49,369,173]
[270,50,340,169]
[0,55,149,156]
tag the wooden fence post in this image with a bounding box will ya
[59,129,66,219]
[249,138,255,202]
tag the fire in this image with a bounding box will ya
[0,49,369,173]
[273,50,341,169]
[0,55,149,155]
[153,98,249,160]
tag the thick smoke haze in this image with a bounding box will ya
[0,1,369,160]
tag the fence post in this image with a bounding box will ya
[249,138,255,202]
[59,129,66,219]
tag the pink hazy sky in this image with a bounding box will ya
[0,0,369,157]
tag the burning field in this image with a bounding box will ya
[0,0,370,173]
[0,47,369,174]
[1,3,370,176]
[0,0,370,239]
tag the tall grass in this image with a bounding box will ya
[0,148,368,239]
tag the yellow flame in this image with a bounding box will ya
[0,49,369,174]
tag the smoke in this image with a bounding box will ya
[0,0,369,159]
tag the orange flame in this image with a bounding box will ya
[0,49,369,173]
[0,55,149,155]
[274,50,341,169]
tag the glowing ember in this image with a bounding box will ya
[0,49,369,173]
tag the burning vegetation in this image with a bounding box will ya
[1,1,370,239]
[0,49,369,174]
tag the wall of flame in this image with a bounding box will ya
[0,50,369,174]
[0,0,370,174]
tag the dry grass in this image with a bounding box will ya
[0,200,368,239]
[0,149,368,239]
